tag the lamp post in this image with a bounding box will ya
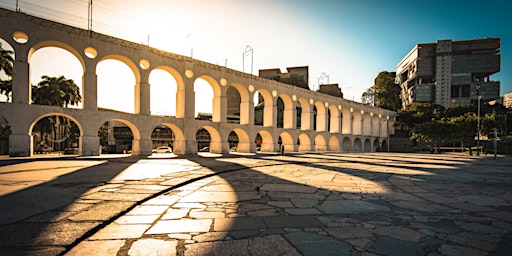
[476,79,481,156]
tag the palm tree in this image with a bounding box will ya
[0,43,14,101]
[32,75,81,107]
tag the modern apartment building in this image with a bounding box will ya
[396,38,500,108]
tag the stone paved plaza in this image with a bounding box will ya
[0,153,511,255]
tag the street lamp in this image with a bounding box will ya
[476,79,481,156]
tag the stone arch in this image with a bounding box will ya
[363,112,372,136]
[328,135,340,151]
[254,89,274,127]
[28,40,86,71]
[159,122,185,154]
[328,104,340,133]
[194,75,221,122]
[364,138,372,152]
[30,112,83,155]
[314,101,327,132]
[230,128,250,153]
[353,110,362,135]
[279,131,294,152]
[353,137,362,152]
[298,133,312,151]
[373,138,380,152]
[371,114,380,137]
[199,125,222,153]
[256,129,274,152]
[341,108,351,134]
[278,93,294,129]
[96,55,139,113]
[314,134,327,151]
[297,98,311,130]
[229,83,250,125]
[342,137,351,151]
[149,66,183,117]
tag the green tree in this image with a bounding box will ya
[0,43,14,101]
[396,102,444,131]
[32,75,81,107]
[362,71,401,111]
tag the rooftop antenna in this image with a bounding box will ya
[88,0,93,37]
[243,45,253,74]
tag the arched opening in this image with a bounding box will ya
[328,136,340,151]
[364,138,372,152]
[279,132,294,152]
[254,89,273,127]
[150,68,178,116]
[98,120,134,154]
[29,46,83,108]
[194,77,214,120]
[230,128,250,153]
[0,115,9,155]
[226,86,241,123]
[313,105,317,130]
[151,125,175,153]
[97,59,136,113]
[276,97,284,128]
[196,128,211,152]
[373,138,380,152]
[0,38,14,103]
[32,114,81,155]
[314,135,327,151]
[255,130,274,152]
[342,137,351,151]
[298,133,311,152]
[228,131,239,151]
[354,138,362,152]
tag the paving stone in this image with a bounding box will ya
[161,209,190,219]
[285,208,323,215]
[369,236,424,256]
[317,200,390,214]
[284,231,356,256]
[260,183,317,193]
[193,232,228,242]
[127,205,169,215]
[68,201,135,221]
[115,215,160,224]
[325,226,373,239]
[89,224,150,239]
[146,219,212,234]
[291,198,319,208]
[455,195,508,207]
[81,192,151,201]
[189,210,225,219]
[127,238,178,256]
[438,243,487,256]
[65,240,125,256]
[460,223,507,235]
[373,226,426,243]
[214,217,266,231]
[264,215,326,229]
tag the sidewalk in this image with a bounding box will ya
[0,153,511,255]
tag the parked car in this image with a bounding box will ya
[152,146,172,153]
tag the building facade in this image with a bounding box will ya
[396,38,501,108]
[503,92,512,109]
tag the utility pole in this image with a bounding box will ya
[88,0,93,37]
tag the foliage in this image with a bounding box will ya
[362,71,401,111]
[32,75,81,107]
[0,43,14,100]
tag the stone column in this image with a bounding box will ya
[82,60,97,110]
[8,134,31,157]
[80,135,99,156]
[11,51,30,104]
[283,101,297,129]
[212,94,227,123]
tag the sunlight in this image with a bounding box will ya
[29,47,83,108]
[97,59,135,113]
[150,69,177,116]
[194,78,213,117]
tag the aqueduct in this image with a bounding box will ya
[0,8,396,156]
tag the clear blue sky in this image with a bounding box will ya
[1,0,510,101]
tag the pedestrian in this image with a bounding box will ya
[281,145,285,155]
